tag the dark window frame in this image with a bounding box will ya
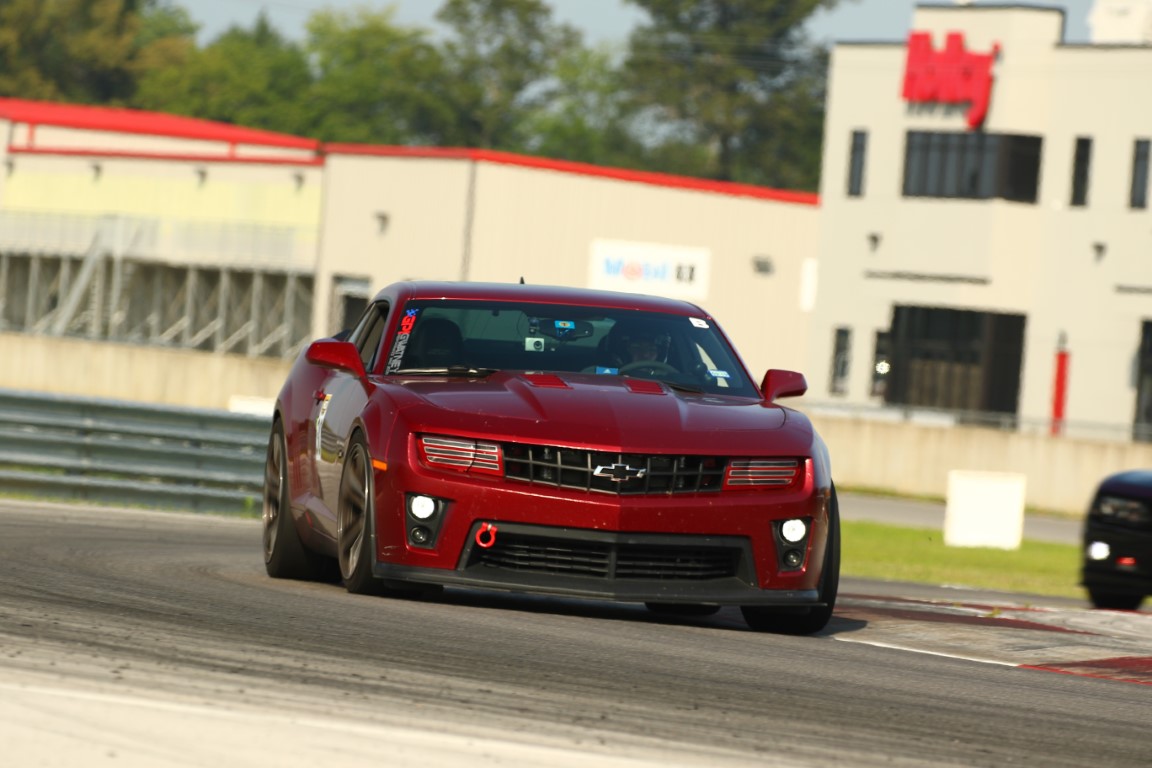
[829,327,852,396]
[902,130,1040,204]
[1071,136,1092,207]
[1000,135,1043,203]
[1131,139,1150,210]
[847,130,867,197]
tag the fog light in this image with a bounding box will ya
[1087,541,1110,561]
[781,519,807,543]
[410,526,431,545]
[783,548,804,568]
[410,495,436,520]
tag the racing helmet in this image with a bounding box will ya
[605,320,671,365]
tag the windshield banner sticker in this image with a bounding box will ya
[386,308,420,373]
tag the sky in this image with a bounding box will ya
[186,0,1098,48]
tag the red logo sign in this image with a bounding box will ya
[902,31,999,129]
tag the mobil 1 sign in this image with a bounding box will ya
[588,239,711,301]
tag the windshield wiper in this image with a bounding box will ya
[393,366,498,378]
[662,380,705,394]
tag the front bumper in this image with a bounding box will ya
[374,522,822,606]
[1081,522,1152,594]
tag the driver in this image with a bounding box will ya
[622,332,662,364]
[606,323,672,369]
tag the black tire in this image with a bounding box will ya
[1087,589,1144,611]
[742,484,841,635]
[263,420,335,580]
[337,433,386,595]
[644,603,721,617]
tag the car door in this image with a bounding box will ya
[308,301,389,540]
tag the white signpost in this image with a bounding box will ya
[944,470,1027,550]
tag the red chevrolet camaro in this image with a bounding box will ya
[262,280,839,634]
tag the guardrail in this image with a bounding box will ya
[0,388,270,514]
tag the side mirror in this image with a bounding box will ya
[306,339,367,378]
[761,369,807,401]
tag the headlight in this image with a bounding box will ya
[781,519,808,543]
[1093,495,1152,526]
[409,495,437,520]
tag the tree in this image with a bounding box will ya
[303,7,453,145]
[434,0,582,150]
[519,44,648,168]
[136,0,196,48]
[0,0,143,103]
[131,0,198,87]
[739,45,828,190]
[622,0,838,189]
[133,12,312,135]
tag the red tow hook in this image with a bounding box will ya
[475,522,498,549]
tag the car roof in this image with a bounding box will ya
[379,280,709,316]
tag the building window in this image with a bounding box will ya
[829,327,851,395]
[872,330,891,398]
[1131,139,1149,210]
[1071,137,1092,207]
[883,305,1026,417]
[1136,321,1152,442]
[847,130,867,197]
[330,275,371,335]
[1000,135,1042,203]
[902,131,1040,203]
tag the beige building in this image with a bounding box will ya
[6,0,1150,444]
[317,146,819,380]
[0,102,819,407]
[812,3,1152,441]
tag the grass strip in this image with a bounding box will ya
[842,520,1084,599]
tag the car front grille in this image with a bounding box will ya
[502,443,726,495]
[472,532,741,581]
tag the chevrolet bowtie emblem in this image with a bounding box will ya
[593,463,646,482]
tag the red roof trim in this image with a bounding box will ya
[9,146,324,167]
[323,144,820,206]
[0,98,319,151]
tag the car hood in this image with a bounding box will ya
[379,371,812,455]
[1097,469,1152,500]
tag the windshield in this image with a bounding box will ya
[383,299,759,397]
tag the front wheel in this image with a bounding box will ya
[742,484,841,635]
[337,433,386,595]
[1087,588,1144,611]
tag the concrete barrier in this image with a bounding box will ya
[810,414,1152,517]
[3,334,1149,518]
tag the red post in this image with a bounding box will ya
[1051,347,1069,436]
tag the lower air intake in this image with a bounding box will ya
[472,533,740,581]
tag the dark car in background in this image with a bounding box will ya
[261,280,839,634]
[1081,470,1152,610]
